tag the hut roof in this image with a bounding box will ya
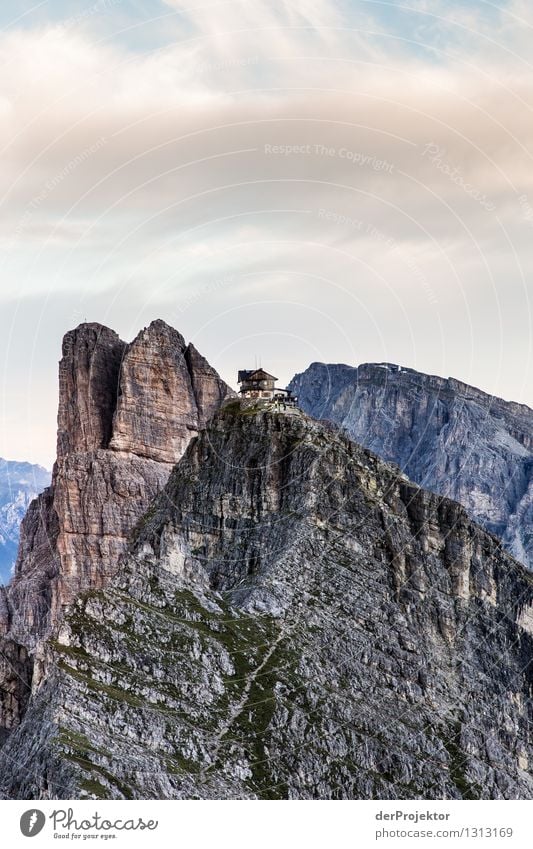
[238,368,278,383]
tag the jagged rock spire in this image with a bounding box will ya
[2,320,234,649]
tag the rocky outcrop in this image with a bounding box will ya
[0,460,50,585]
[1,320,233,651]
[185,343,233,428]
[289,362,533,569]
[2,408,531,800]
[57,325,126,460]
[109,321,197,463]
[5,488,60,645]
[0,640,33,745]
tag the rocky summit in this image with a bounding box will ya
[289,363,533,571]
[0,320,233,738]
[0,405,532,800]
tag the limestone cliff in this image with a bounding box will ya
[289,362,533,570]
[1,408,531,800]
[0,320,233,735]
[109,321,199,463]
[57,324,126,460]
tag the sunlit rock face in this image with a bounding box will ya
[289,362,533,570]
[0,321,233,736]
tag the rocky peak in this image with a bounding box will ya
[108,320,235,463]
[1,407,532,799]
[1,320,233,652]
[57,323,126,460]
[109,320,196,463]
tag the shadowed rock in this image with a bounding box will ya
[57,324,126,460]
[1,409,532,800]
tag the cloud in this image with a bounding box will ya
[0,0,533,463]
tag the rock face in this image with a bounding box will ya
[109,321,198,463]
[0,321,233,735]
[185,343,234,429]
[1,408,531,800]
[0,460,50,585]
[57,325,126,460]
[0,640,33,746]
[289,362,533,570]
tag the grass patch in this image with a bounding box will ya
[79,779,108,799]
[440,721,482,800]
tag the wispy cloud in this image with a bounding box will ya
[1,0,533,464]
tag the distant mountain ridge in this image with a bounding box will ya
[0,459,50,584]
[288,362,533,569]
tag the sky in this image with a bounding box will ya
[0,0,532,467]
